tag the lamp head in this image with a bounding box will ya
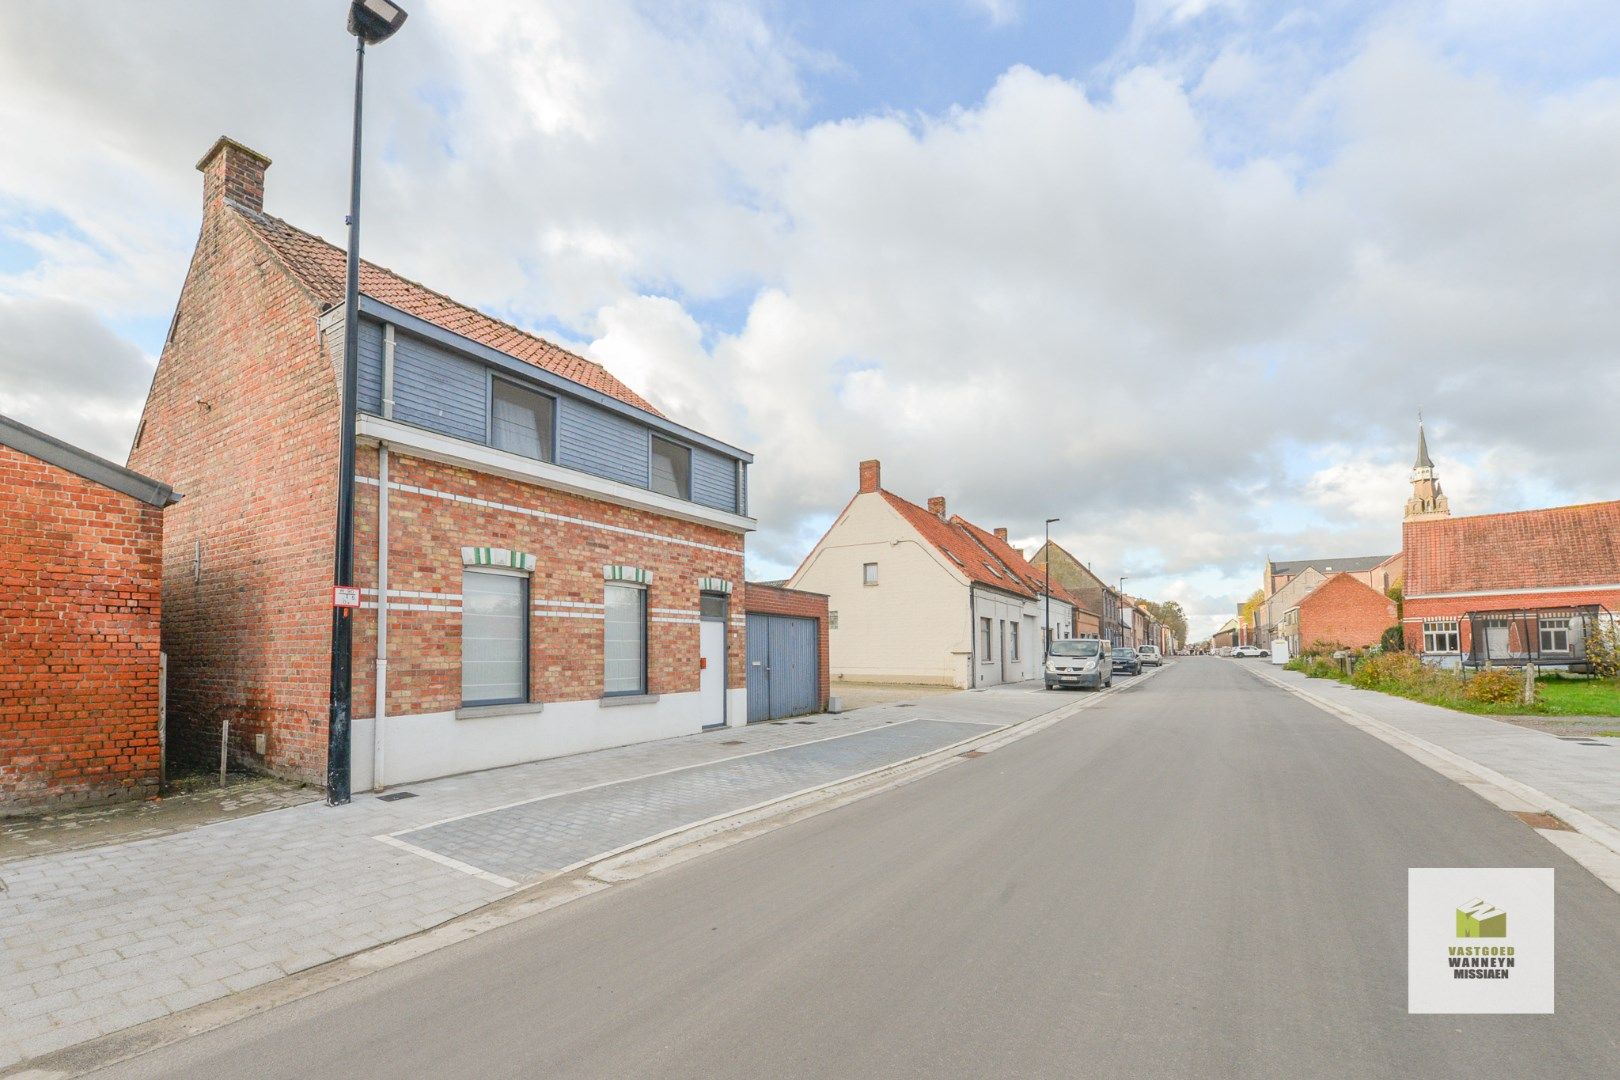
[349,0,408,43]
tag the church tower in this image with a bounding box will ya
[1404,420,1451,521]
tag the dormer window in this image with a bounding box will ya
[491,378,555,462]
[650,436,691,499]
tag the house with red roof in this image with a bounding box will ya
[127,138,754,791]
[787,460,1087,688]
[1400,424,1620,670]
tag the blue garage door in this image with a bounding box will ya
[746,614,820,722]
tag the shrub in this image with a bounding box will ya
[1297,656,1343,680]
[1379,624,1405,653]
[1463,668,1528,705]
[1586,622,1620,681]
[1350,651,1425,691]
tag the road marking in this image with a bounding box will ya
[374,835,519,889]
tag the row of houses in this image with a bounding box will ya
[6,135,1179,814]
[2,137,834,813]
[1229,422,1620,669]
[782,460,1176,689]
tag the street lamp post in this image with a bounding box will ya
[327,0,409,807]
[1117,574,1128,648]
[1043,518,1059,657]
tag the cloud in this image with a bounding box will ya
[3,1,1620,644]
[0,297,154,461]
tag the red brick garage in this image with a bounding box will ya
[1,415,180,813]
[743,583,829,722]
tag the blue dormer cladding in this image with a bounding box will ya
[353,313,748,516]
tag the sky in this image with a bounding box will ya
[2,0,1619,639]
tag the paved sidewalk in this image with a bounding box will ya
[1247,662,1620,834]
[0,683,1060,1068]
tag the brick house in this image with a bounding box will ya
[1264,553,1403,598]
[1279,572,1397,655]
[788,460,1058,688]
[128,137,754,791]
[2,415,180,812]
[1029,540,1117,644]
[1399,424,1620,669]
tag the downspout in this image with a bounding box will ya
[968,581,976,687]
[373,323,395,792]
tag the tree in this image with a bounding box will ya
[1140,600,1188,645]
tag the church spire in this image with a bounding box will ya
[1404,417,1450,521]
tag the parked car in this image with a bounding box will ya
[1045,638,1112,690]
[1137,645,1162,667]
[1232,645,1266,658]
[1110,646,1142,675]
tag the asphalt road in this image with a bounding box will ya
[93,658,1620,1079]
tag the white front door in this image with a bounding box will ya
[1486,621,1509,660]
[700,619,726,728]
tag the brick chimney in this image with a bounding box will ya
[858,459,881,494]
[927,496,946,518]
[197,136,271,214]
[993,527,1008,542]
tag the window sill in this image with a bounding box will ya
[599,694,661,708]
[457,702,542,720]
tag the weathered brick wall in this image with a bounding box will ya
[126,185,336,783]
[1,446,164,811]
[742,583,830,710]
[1298,574,1397,651]
[351,451,746,717]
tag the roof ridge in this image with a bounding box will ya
[229,204,614,376]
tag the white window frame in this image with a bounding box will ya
[1539,617,1571,654]
[461,567,530,707]
[1009,621,1020,661]
[863,562,879,586]
[488,375,557,463]
[980,617,994,663]
[1423,619,1460,654]
[603,582,649,697]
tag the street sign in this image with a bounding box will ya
[333,586,361,609]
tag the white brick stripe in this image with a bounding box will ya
[535,610,605,620]
[652,616,701,625]
[358,475,742,557]
[534,599,605,610]
[360,601,462,613]
[362,587,464,601]
[651,607,699,616]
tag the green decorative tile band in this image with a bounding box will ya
[462,546,536,571]
[604,564,652,584]
[698,577,733,594]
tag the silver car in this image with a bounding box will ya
[1045,638,1112,690]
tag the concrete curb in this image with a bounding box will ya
[1240,661,1620,894]
[2,668,1166,1079]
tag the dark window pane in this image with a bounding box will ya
[700,593,727,619]
[492,380,553,462]
[650,436,690,498]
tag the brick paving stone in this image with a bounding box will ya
[0,684,1054,1069]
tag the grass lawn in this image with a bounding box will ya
[1536,676,1620,717]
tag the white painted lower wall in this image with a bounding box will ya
[351,686,748,791]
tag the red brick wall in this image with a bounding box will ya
[352,451,746,717]
[1297,573,1397,651]
[1,447,164,811]
[126,202,337,783]
[742,583,830,711]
